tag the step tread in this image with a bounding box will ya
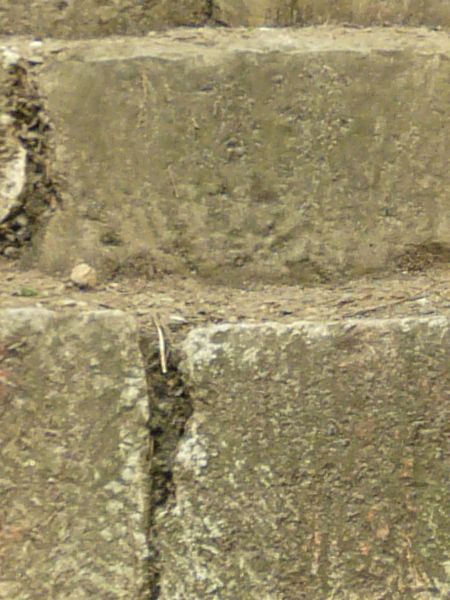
[1,261,448,335]
[2,25,450,61]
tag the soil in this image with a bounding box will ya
[1,258,449,348]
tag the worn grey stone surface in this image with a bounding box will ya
[157,316,450,599]
[214,0,450,27]
[0,309,150,599]
[0,0,209,38]
[27,28,450,284]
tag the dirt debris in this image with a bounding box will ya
[1,259,448,346]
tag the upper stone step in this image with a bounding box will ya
[0,0,209,38]
[0,0,449,38]
[1,28,450,284]
[216,0,450,28]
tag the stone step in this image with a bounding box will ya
[1,28,449,283]
[1,293,448,598]
[140,265,445,596]
[0,0,209,38]
[0,1,449,38]
[216,0,450,28]
[1,28,448,284]
[159,314,450,599]
[0,308,150,599]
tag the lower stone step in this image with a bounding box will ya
[158,315,450,599]
[1,28,449,284]
[0,309,150,599]
[1,301,449,598]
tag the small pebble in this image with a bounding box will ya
[70,263,97,289]
[58,299,78,307]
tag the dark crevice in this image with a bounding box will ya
[395,242,450,272]
[205,0,214,20]
[139,331,193,600]
[205,0,229,27]
[1,58,61,258]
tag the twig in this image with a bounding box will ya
[167,165,179,199]
[343,287,434,319]
[152,313,167,374]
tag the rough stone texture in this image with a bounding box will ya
[157,316,450,599]
[0,309,150,599]
[28,28,450,284]
[214,0,450,28]
[0,0,209,38]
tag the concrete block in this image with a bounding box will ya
[31,29,450,284]
[214,0,450,28]
[157,316,450,598]
[0,309,150,599]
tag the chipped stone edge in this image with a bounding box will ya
[180,315,449,378]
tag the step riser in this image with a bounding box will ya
[217,0,450,28]
[0,1,449,37]
[0,0,209,38]
[26,30,449,283]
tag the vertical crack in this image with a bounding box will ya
[139,332,193,599]
[206,0,214,20]
[206,0,229,26]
